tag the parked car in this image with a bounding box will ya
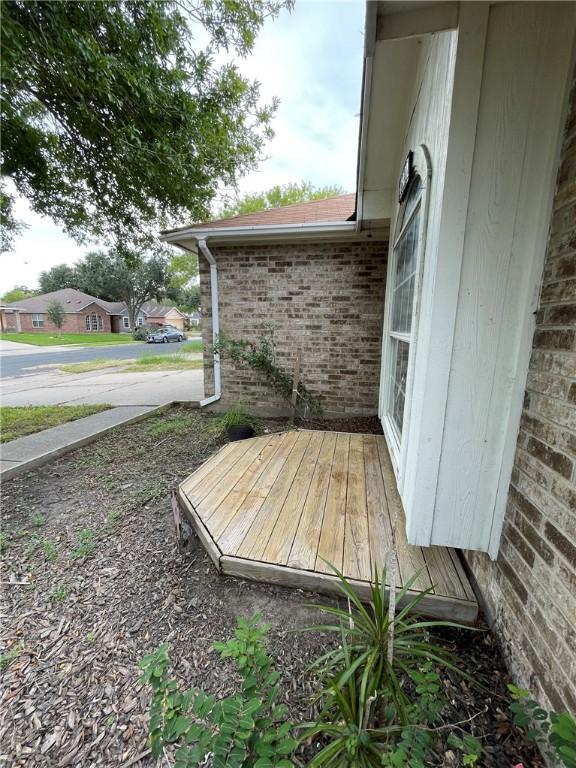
[146,326,185,343]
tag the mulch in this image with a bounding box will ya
[0,407,543,767]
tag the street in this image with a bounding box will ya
[0,339,195,379]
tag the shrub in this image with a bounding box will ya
[509,685,576,767]
[300,564,481,766]
[133,326,150,341]
[140,615,297,767]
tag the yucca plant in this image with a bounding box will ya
[306,563,476,725]
[301,631,398,767]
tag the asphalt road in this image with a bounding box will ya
[0,339,195,379]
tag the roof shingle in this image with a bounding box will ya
[163,193,356,234]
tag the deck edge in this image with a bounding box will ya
[220,556,478,624]
[177,486,223,570]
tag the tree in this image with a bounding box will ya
[166,283,201,312]
[220,182,346,218]
[74,248,169,333]
[46,299,66,336]
[1,0,291,250]
[1,285,35,304]
[38,264,78,294]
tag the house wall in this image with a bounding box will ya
[199,239,388,415]
[466,74,576,716]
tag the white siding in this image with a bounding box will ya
[371,2,575,555]
[431,2,575,554]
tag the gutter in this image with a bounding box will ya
[161,220,358,242]
[355,1,378,232]
[196,238,221,408]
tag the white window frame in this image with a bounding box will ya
[136,316,144,327]
[380,145,431,481]
[31,313,44,328]
[122,316,130,330]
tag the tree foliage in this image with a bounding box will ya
[1,285,35,304]
[46,300,66,334]
[1,0,291,250]
[38,264,78,294]
[76,249,169,332]
[220,182,346,219]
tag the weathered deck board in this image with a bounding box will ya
[177,430,478,623]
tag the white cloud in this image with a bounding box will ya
[0,0,365,294]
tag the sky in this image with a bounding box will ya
[0,0,365,294]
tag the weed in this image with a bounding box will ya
[41,538,58,562]
[146,413,197,438]
[71,529,97,560]
[0,531,7,553]
[32,513,46,528]
[0,645,22,672]
[107,508,123,524]
[50,584,69,603]
[86,631,97,643]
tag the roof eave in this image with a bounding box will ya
[161,220,386,248]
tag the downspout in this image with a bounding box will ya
[197,238,221,407]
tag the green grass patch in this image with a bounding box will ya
[71,529,97,560]
[59,358,127,374]
[122,354,203,372]
[146,412,198,437]
[0,332,137,347]
[0,404,112,442]
[180,339,203,354]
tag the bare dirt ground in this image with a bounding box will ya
[0,407,543,767]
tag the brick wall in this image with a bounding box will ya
[199,239,388,415]
[466,77,576,715]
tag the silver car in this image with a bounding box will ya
[146,326,184,343]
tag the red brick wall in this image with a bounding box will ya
[466,76,576,715]
[199,239,388,415]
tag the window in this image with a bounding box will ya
[31,314,44,328]
[85,313,102,331]
[122,316,130,330]
[136,316,144,326]
[381,146,430,472]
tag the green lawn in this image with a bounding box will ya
[122,354,203,372]
[0,332,137,347]
[58,359,127,374]
[1,405,112,443]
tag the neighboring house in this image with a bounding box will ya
[163,1,576,716]
[187,311,201,327]
[115,301,186,332]
[1,288,184,334]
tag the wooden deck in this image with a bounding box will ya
[176,430,478,622]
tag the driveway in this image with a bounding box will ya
[1,367,204,406]
[0,338,196,378]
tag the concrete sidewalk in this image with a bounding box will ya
[1,367,204,406]
[0,405,164,481]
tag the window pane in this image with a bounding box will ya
[390,212,419,334]
[388,339,409,436]
[85,316,90,330]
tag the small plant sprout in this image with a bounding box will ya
[0,645,23,672]
[50,584,69,603]
[32,513,46,528]
[71,529,97,560]
[0,531,7,553]
[41,539,58,562]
